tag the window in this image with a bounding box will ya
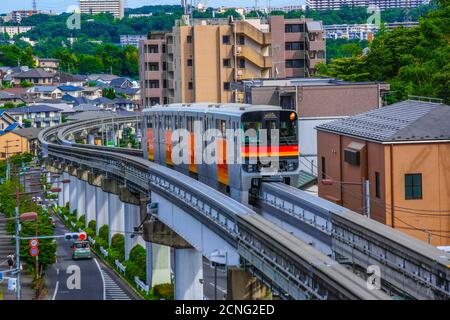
[150,97,160,106]
[149,80,159,88]
[285,24,303,33]
[187,35,192,43]
[148,45,158,53]
[162,44,166,53]
[163,79,167,88]
[285,42,304,51]
[148,62,159,71]
[238,35,245,45]
[286,59,305,68]
[375,172,381,198]
[321,157,326,179]
[344,149,360,166]
[223,59,231,68]
[223,82,231,91]
[188,82,193,90]
[405,174,422,200]
[222,35,230,44]
[238,59,245,69]
[162,62,167,71]
[187,59,193,67]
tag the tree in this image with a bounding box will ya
[0,102,15,109]
[20,80,33,88]
[102,88,116,99]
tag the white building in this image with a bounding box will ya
[0,26,34,38]
[120,34,147,48]
[306,0,429,10]
[79,0,125,19]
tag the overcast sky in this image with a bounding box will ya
[1,0,306,14]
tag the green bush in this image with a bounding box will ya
[78,214,85,225]
[111,234,125,261]
[93,236,108,250]
[88,220,96,231]
[125,260,146,282]
[99,225,109,243]
[125,244,147,281]
[153,283,174,300]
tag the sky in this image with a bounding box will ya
[0,0,306,14]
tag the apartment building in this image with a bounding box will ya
[0,26,34,38]
[139,16,325,106]
[316,100,450,246]
[269,16,325,77]
[306,0,429,10]
[120,34,147,48]
[79,0,125,19]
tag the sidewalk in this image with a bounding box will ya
[0,214,36,300]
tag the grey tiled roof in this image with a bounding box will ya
[316,100,450,142]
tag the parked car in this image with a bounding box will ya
[71,241,92,260]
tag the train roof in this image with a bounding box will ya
[142,103,285,116]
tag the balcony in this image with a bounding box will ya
[307,40,325,52]
[236,46,272,69]
[236,68,259,80]
[167,79,174,90]
[167,44,173,55]
[235,21,271,45]
[167,63,174,73]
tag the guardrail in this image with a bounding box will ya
[100,246,108,258]
[134,276,149,294]
[115,259,126,274]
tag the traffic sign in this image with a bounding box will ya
[29,238,39,247]
[30,247,39,257]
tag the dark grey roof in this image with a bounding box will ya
[13,68,54,79]
[14,127,42,139]
[7,105,61,114]
[316,100,450,142]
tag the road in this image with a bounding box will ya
[202,258,227,300]
[46,216,140,300]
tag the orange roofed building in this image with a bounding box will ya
[316,100,450,246]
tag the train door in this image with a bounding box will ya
[216,116,229,189]
[165,113,173,166]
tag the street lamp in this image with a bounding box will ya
[210,250,227,300]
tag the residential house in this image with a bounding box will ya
[0,130,30,160]
[58,85,84,98]
[0,110,21,131]
[0,91,25,106]
[86,74,120,85]
[12,68,55,86]
[13,127,42,156]
[81,87,103,99]
[316,100,450,246]
[113,97,137,112]
[34,57,60,73]
[7,105,62,128]
[27,86,63,100]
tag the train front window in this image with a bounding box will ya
[280,111,298,145]
[242,121,261,145]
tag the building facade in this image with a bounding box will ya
[120,34,147,48]
[0,131,30,160]
[0,26,34,38]
[316,100,450,246]
[138,16,325,106]
[79,0,125,19]
[306,0,429,10]
[8,105,62,128]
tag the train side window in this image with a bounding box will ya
[216,119,226,137]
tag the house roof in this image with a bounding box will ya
[94,97,114,104]
[298,170,317,189]
[73,104,102,112]
[67,110,116,121]
[0,91,15,99]
[32,86,59,93]
[316,100,450,143]
[59,72,87,83]
[114,87,140,96]
[14,127,42,140]
[306,21,323,32]
[109,77,131,87]
[13,68,54,79]
[114,97,135,104]
[58,85,84,91]
[6,105,62,114]
[87,74,120,82]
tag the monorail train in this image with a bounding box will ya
[142,103,300,204]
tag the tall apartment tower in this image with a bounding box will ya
[306,0,429,10]
[79,0,124,19]
[139,16,325,106]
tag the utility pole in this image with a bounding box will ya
[32,0,37,12]
[15,187,21,300]
[364,179,371,219]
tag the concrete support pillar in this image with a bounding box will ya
[70,176,77,214]
[87,134,95,145]
[108,193,124,245]
[63,172,70,208]
[174,248,203,300]
[57,182,64,207]
[76,179,86,219]
[145,242,171,288]
[95,186,108,235]
[85,183,96,228]
[124,203,143,260]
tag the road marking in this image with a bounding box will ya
[52,281,59,300]
[102,272,132,300]
[208,282,227,294]
[94,258,106,300]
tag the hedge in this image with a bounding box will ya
[125,244,147,281]
[99,225,109,243]
[111,234,125,261]
[154,283,174,300]
[88,220,96,231]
